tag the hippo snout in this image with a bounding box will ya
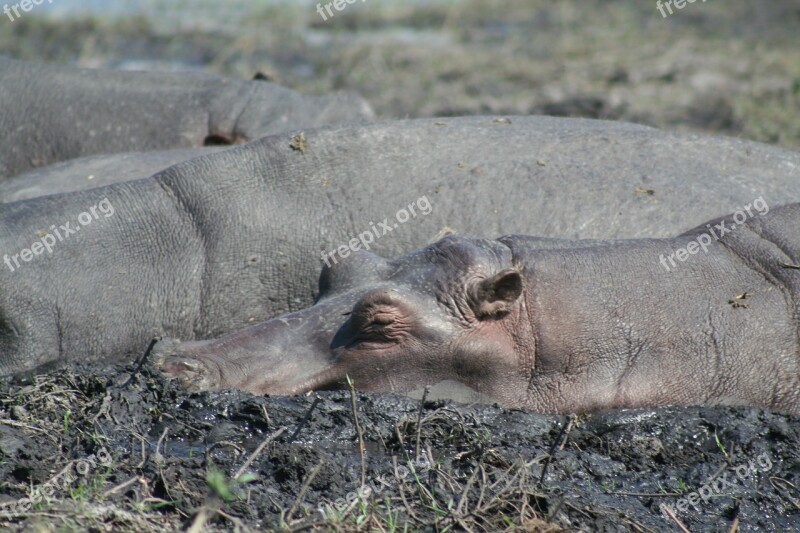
[154,313,343,396]
[150,337,181,364]
[154,337,223,392]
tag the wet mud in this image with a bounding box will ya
[1,362,798,531]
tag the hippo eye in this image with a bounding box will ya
[347,289,414,347]
[348,305,403,346]
[352,308,393,334]
[372,312,394,325]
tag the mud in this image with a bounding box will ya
[0,362,798,531]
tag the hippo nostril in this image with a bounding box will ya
[160,355,215,392]
[163,358,202,373]
[151,337,182,363]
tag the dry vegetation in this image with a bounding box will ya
[1,1,799,149]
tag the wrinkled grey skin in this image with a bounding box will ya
[0,148,223,202]
[159,203,800,414]
[0,56,373,179]
[2,116,800,376]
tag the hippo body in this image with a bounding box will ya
[0,56,373,179]
[0,148,223,202]
[160,202,800,414]
[2,116,800,375]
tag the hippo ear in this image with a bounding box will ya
[469,269,523,319]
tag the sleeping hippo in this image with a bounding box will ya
[2,116,800,376]
[0,56,373,179]
[158,201,800,414]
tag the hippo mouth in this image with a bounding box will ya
[153,338,223,392]
[152,333,348,396]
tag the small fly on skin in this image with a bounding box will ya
[728,292,752,309]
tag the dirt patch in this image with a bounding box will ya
[1,362,798,531]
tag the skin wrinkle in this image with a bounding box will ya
[153,176,208,340]
[704,309,727,404]
[715,223,787,300]
[768,350,800,409]
[518,276,542,405]
[431,247,477,327]
[746,216,799,262]
[501,298,535,404]
[0,313,22,374]
[364,308,411,341]
[719,220,800,377]
[743,220,800,358]
[707,219,800,408]
[432,269,472,328]
[566,272,617,376]
[218,82,259,142]
[613,334,645,408]
[525,236,744,410]
[597,291,645,404]
[444,290,472,328]
[500,238,545,407]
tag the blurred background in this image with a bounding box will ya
[2,0,799,149]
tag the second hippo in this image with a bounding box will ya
[159,201,800,414]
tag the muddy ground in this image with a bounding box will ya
[1,1,800,531]
[1,362,799,532]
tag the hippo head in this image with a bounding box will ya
[157,236,536,406]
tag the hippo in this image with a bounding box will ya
[0,147,223,203]
[159,201,800,414]
[0,56,373,179]
[2,116,800,376]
